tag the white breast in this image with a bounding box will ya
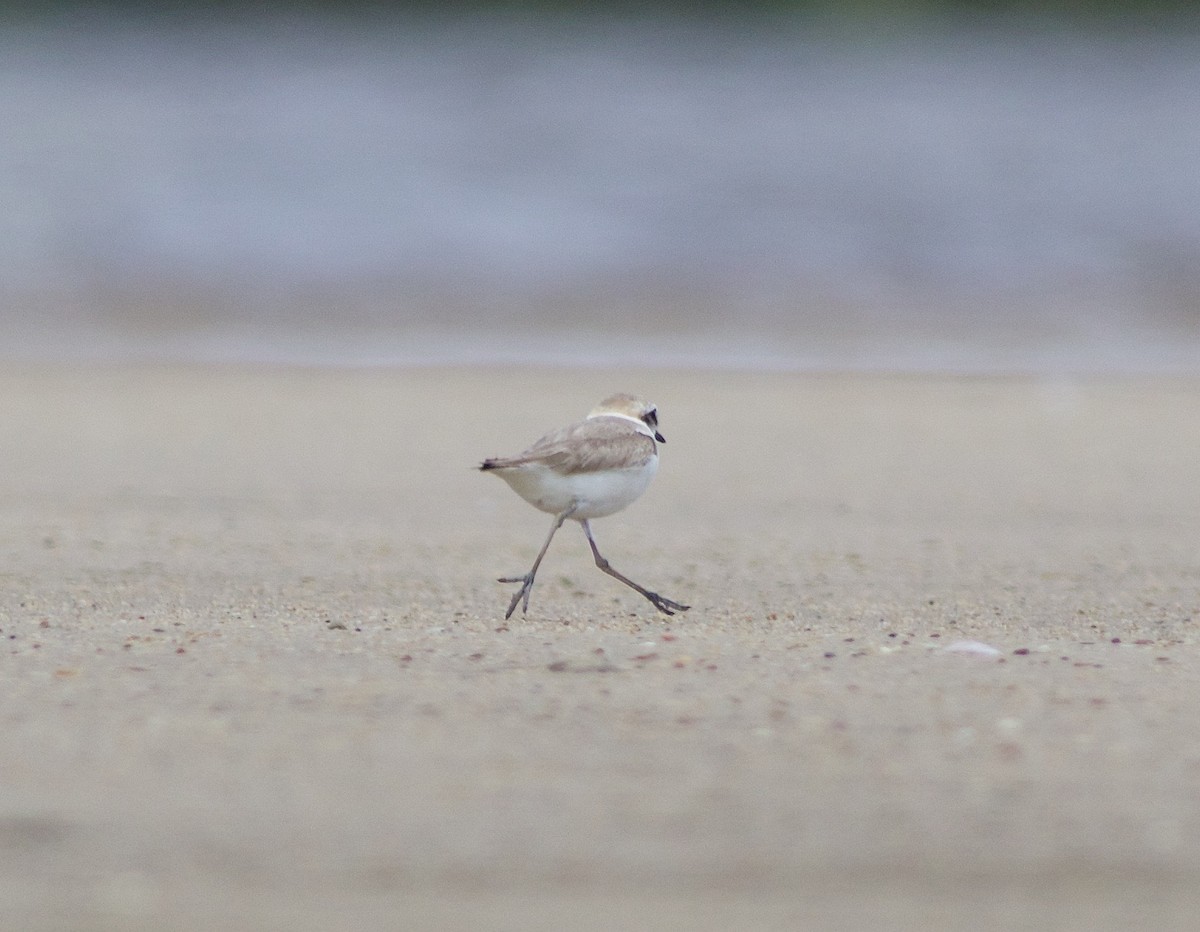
[498,455,658,520]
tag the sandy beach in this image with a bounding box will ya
[2,364,1198,930]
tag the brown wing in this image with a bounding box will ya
[482,417,656,474]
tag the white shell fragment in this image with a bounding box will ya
[943,639,1003,657]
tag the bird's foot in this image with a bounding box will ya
[645,592,690,616]
[497,572,535,619]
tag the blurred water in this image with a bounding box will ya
[2,13,1199,371]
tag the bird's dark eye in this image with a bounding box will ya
[644,408,658,427]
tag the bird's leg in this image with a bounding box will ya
[499,506,575,619]
[580,519,690,616]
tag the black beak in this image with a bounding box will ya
[654,430,665,443]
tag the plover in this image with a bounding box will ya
[480,393,689,619]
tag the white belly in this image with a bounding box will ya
[498,457,658,520]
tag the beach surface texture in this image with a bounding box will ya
[2,365,1198,930]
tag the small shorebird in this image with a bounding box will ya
[480,393,689,619]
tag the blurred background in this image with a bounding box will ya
[2,0,1199,373]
